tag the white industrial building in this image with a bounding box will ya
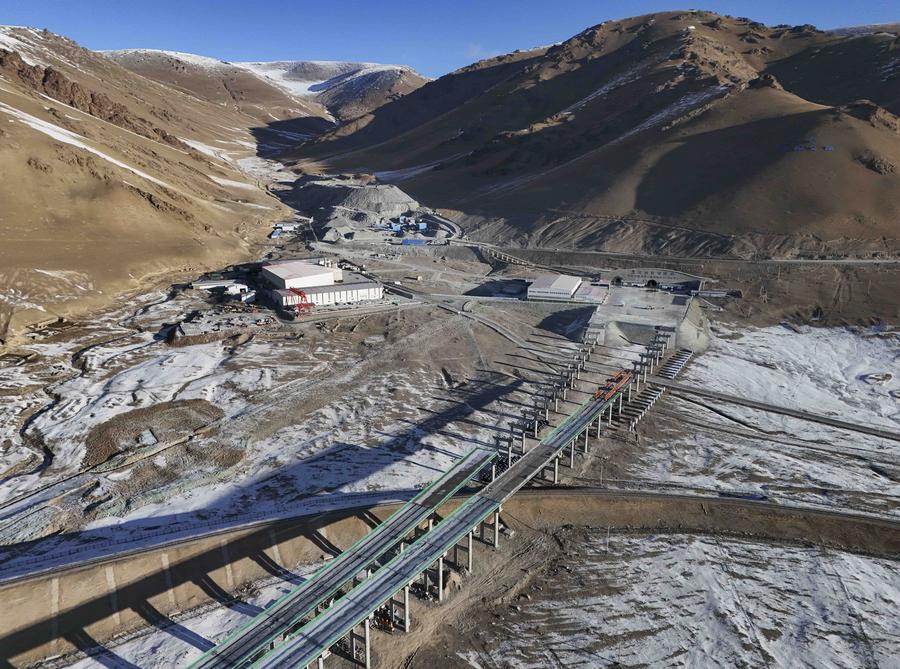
[261,259,382,309]
[261,259,343,290]
[573,282,608,303]
[276,273,383,308]
[527,273,583,301]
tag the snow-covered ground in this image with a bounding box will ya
[0,291,562,576]
[233,60,406,99]
[207,174,258,190]
[459,532,900,668]
[631,324,900,515]
[66,563,322,669]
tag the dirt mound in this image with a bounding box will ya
[84,399,223,468]
[296,179,418,217]
[283,175,420,240]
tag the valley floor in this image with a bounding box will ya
[15,316,898,669]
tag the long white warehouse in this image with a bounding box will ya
[274,272,383,308]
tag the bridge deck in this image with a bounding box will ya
[252,383,631,667]
[188,447,495,669]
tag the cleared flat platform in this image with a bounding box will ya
[653,376,900,443]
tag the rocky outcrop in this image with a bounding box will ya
[748,73,783,90]
[839,100,900,134]
[857,151,896,175]
[0,48,188,149]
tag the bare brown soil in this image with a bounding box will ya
[83,399,224,468]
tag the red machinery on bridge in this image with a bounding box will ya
[594,370,632,401]
[288,288,314,315]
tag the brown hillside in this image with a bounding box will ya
[0,28,288,342]
[288,11,900,259]
[100,49,329,124]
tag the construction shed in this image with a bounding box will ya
[275,273,383,308]
[527,273,583,301]
[261,260,342,290]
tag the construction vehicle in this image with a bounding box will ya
[288,287,314,315]
[594,370,632,401]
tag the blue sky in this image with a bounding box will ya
[2,0,898,77]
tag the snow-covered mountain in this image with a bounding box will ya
[104,49,428,122]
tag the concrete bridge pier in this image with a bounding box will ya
[349,617,371,668]
[385,585,409,631]
[451,529,474,572]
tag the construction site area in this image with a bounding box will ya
[1,227,899,669]
[4,8,900,668]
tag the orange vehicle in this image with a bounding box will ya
[593,370,633,400]
[288,287,314,315]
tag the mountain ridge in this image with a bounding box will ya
[103,48,429,122]
[284,10,900,259]
[0,25,429,342]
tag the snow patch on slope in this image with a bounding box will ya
[102,48,230,70]
[208,174,257,190]
[233,60,406,98]
[0,26,46,66]
[0,101,172,188]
